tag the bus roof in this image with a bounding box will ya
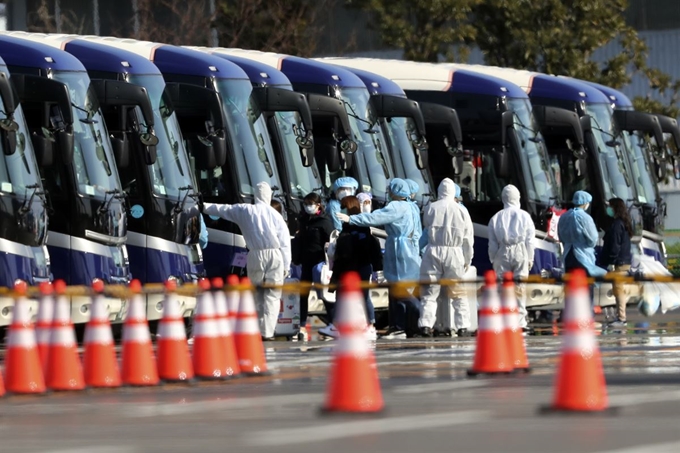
[0,33,87,72]
[190,48,292,86]
[330,64,406,96]
[577,79,633,109]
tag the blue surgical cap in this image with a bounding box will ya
[332,176,359,192]
[454,183,461,198]
[389,178,411,199]
[405,179,419,195]
[572,190,592,206]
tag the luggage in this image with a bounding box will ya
[274,278,301,340]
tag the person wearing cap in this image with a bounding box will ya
[405,179,419,202]
[487,184,535,331]
[336,178,422,338]
[558,190,607,278]
[357,192,373,213]
[328,177,359,231]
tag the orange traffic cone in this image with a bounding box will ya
[121,280,159,386]
[192,279,226,379]
[467,270,514,377]
[83,279,121,388]
[322,271,383,413]
[225,274,241,331]
[233,277,269,375]
[36,281,55,374]
[4,280,46,394]
[545,269,610,412]
[46,280,85,391]
[501,272,530,373]
[156,279,194,382]
[212,277,241,378]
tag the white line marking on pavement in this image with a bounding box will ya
[246,410,488,447]
[594,440,680,453]
[40,447,139,453]
[608,389,680,407]
[128,393,322,417]
[392,380,488,394]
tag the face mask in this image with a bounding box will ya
[361,203,372,214]
[304,204,318,215]
[606,206,615,218]
[341,208,349,215]
[337,189,353,200]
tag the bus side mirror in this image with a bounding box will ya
[30,132,54,167]
[57,130,74,164]
[316,136,341,173]
[493,148,511,179]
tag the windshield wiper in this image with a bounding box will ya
[72,103,98,124]
[342,99,379,134]
[174,185,194,214]
[98,189,123,215]
[512,112,542,143]
[19,183,43,214]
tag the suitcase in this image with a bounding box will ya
[274,278,301,340]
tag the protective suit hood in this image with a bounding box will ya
[502,185,521,208]
[255,182,272,205]
[389,178,411,199]
[438,178,456,199]
[332,176,359,192]
[572,190,592,206]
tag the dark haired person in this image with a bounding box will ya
[293,192,334,340]
[598,198,633,328]
[320,195,383,340]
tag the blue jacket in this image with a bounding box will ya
[558,207,606,276]
[350,200,421,282]
[199,215,208,249]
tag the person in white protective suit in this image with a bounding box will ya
[418,178,474,338]
[487,184,535,330]
[203,182,291,340]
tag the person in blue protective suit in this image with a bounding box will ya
[199,215,208,249]
[336,178,422,338]
[405,179,419,202]
[327,176,359,231]
[558,190,607,277]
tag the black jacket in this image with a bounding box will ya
[330,224,383,286]
[597,218,632,267]
[293,212,334,267]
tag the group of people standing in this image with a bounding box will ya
[202,179,633,342]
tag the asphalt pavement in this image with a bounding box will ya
[1,309,680,453]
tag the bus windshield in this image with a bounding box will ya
[0,104,42,194]
[507,98,559,205]
[339,87,394,200]
[216,78,281,196]
[620,129,658,205]
[382,116,431,203]
[127,74,195,198]
[274,110,322,199]
[52,70,121,198]
[585,103,636,201]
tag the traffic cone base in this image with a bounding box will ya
[121,339,159,386]
[157,318,195,382]
[543,269,614,414]
[4,326,46,394]
[468,271,514,377]
[233,278,269,376]
[322,272,383,414]
[84,342,122,388]
[5,289,46,395]
[46,344,85,391]
[501,273,530,373]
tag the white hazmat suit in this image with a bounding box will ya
[419,178,474,329]
[204,182,291,338]
[487,185,535,328]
